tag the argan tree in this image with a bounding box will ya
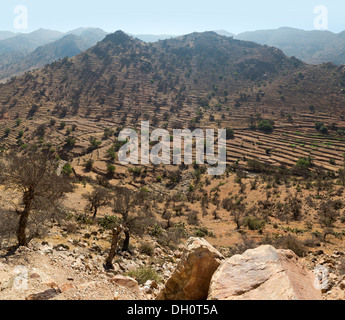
[83,187,112,218]
[113,187,153,252]
[318,200,340,227]
[0,149,73,246]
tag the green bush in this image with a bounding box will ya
[127,267,162,285]
[319,126,328,134]
[107,147,116,160]
[17,130,24,139]
[83,159,94,171]
[76,214,94,225]
[98,215,120,229]
[62,163,73,176]
[129,167,142,177]
[89,137,102,150]
[193,227,215,238]
[148,224,164,238]
[296,157,312,168]
[65,136,76,147]
[226,128,235,140]
[139,243,154,256]
[107,164,116,175]
[4,128,11,137]
[258,120,274,133]
[243,216,266,231]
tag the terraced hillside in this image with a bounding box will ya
[0,30,345,172]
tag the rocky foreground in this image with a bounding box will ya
[0,236,345,300]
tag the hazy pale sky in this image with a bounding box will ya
[1,0,344,34]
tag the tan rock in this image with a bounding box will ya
[110,275,139,292]
[59,283,76,293]
[208,245,322,300]
[157,237,224,300]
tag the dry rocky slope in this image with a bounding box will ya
[1,231,345,300]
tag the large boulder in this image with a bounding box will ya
[208,245,322,300]
[157,237,224,300]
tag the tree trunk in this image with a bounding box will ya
[17,209,30,246]
[93,206,98,219]
[17,188,34,247]
[122,230,130,252]
[105,226,122,269]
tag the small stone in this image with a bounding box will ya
[59,283,75,293]
[39,245,53,255]
[41,279,58,289]
[340,281,345,290]
[144,286,152,294]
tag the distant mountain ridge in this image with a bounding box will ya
[0,28,108,81]
[0,26,345,82]
[132,28,345,65]
[0,28,64,55]
[235,27,345,65]
[133,27,345,65]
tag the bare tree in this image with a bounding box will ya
[288,194,302,221]
[318,200,340,227]
[0,150,73,246]
[222,197,245,229]
[83,187,112,218]
[113,187,153,252]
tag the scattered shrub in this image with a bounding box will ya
[98,215,120,229]
[243,216,266,232]
[139,243,154,256]
[127,267,162,285]
[258,120,274,133]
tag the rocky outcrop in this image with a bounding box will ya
[208,245,322,300]
[157,237,224,300]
